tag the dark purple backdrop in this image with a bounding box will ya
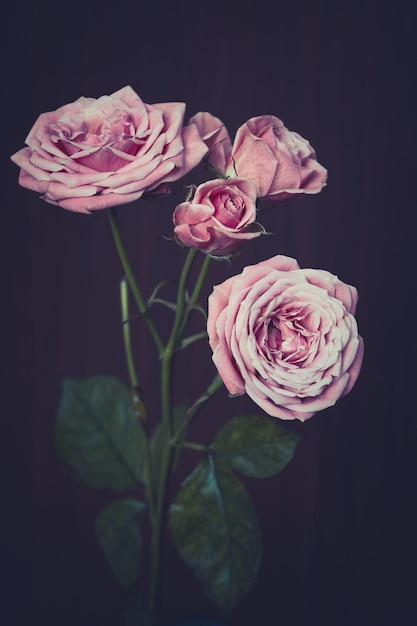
[2,2,415,625]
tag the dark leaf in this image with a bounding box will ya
[169,456,261,612]
[96,498,147,587]
[212,414,300,478]
[55,377,147,489]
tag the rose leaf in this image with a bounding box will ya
[96,498,147,587]
[55,376,147,490]
[211,414,300,478]
[169,456,262,612]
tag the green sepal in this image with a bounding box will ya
[55,377,147,489]
[169,455,262,613]
[149,298,177,312]
[147,280,170,307]
[211,414,300,478]
[178,331,208,350]
[96,498,147,587]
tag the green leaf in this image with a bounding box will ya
[55,377,147,489]
[169,456,262,612]
[211,414,300,478]
[96,498,146,587]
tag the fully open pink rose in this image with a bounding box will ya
[207,255,364,421]
[192,113,327,202]
[173,178,263,256]
[10,86,209,213]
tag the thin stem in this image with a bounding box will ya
[179,253,212,337]
[110,212,159,608]
[149,374,223,612]
[120,278,147,423]
[149,248,199,615]
[120,275,157,563]
[108,207,164,356]
[167,248,199,360]
[189,253,212,306]
[171,374,223,446]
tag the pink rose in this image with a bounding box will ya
[187,111,232,176]
[10,86,209,213]
[173,177,263,257]
[192,113,327,202]
[207,255,364,421]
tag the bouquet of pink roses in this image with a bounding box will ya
[11,86,364,624]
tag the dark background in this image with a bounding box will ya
[1,1,415,625]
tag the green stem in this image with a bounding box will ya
[179,253,212,337]
[167,248,199,359]
[120,275,157,561]
[108,207,164,356]
[149,248,199,615]
[189,253,212,306]
[111,214,159,605]
[171,374,223,446]
[120,278,147,423]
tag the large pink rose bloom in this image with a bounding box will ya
[10,86,209,213]
[191,113,327,202]
[173,177,263,257]
[207,255,364,421]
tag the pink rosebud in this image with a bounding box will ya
[173,177,264,257]
[10,86,209,213]
[207,255,364,421]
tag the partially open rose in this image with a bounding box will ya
[188,111,231,176]
[10,86,208,213]
[173,177,263,256]
[207,255,364,421]
[191,113,327,202]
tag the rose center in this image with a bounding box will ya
[263,309,318,364]
[52,107,141,172]
[215,191,244,227]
